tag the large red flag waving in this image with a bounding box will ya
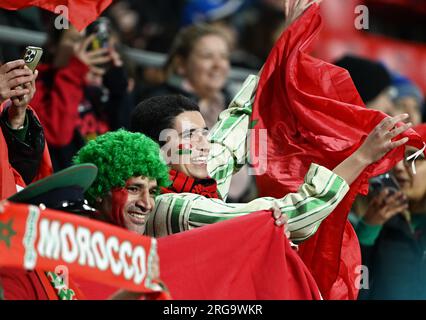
[250,4,425,299]
[0,0,112,31]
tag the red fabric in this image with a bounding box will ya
[0,269,85,300]
[161,169,220,199]
[413,124,426,141]
[250,4,424,300]
[77,211,320,300]
[0,101,52,200]
[31,58,89,147]
[158,211,321,300]
[0,0,112,31]
[0,269,49,300]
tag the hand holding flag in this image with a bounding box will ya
[333,113,412,186]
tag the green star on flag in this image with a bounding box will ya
[0,219,16,248]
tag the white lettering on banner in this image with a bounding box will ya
[36,218,149,285]
[91,231,109,271]
[106,236,122,275]
[75,226,96,267]
[38,220,61,259]
[23,206,41,269]
[61,223,79,263]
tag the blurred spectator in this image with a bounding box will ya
[335,55,395,116]
[389,72,424,126]
[180,0,247,54]
[107,0,185,53]
[143,24,232,129]
[353,124,426,299]
[236,0,288,69]
[31,18,133,171]
[181,0,246,27]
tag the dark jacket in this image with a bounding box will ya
[358,214,426,300]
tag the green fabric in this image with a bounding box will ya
[356,218,383,246]
[6,113,28,142]
[411,214,426,231]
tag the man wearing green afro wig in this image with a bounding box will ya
[73,129,170,235]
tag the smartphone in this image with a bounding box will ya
[23,46,43,71]
[369,172,401,196]
[87,17,111,51]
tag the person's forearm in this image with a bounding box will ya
[332,151,370,186]
[7,104,26,129]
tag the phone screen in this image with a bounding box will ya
[87,18,110,51]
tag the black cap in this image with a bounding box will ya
[334,55,392,104]
[8,163,98,214]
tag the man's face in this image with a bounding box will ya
[100,176,158,234]
[166,111,210,179]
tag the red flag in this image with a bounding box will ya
[250,4,424,299]
[0,0,112,31]
[78,211,321,300]
[159,211,321,300]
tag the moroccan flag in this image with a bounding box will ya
[0,0,112,31]
[159,210,321,299]
[250,4,425,299]
[77,211,321,300]
[0,202,168,299]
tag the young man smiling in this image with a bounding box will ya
[131,79,412,242]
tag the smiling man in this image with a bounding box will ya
[72,129,170,234]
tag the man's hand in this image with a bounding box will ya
[333,114,412,186]
[0,60,33,105]
[283,0,322,29]
[74,34,113,77]
[355,114,412,165]
[108,37,123,68]
[10,67,38,109]
[271,203,290,238]
[363,189,408,225]
[7,67,38,129]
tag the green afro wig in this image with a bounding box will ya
[73,129,170,204]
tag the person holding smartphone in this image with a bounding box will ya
[30,17,133,171]
[0,59,52,199]
[353,124,426,300]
